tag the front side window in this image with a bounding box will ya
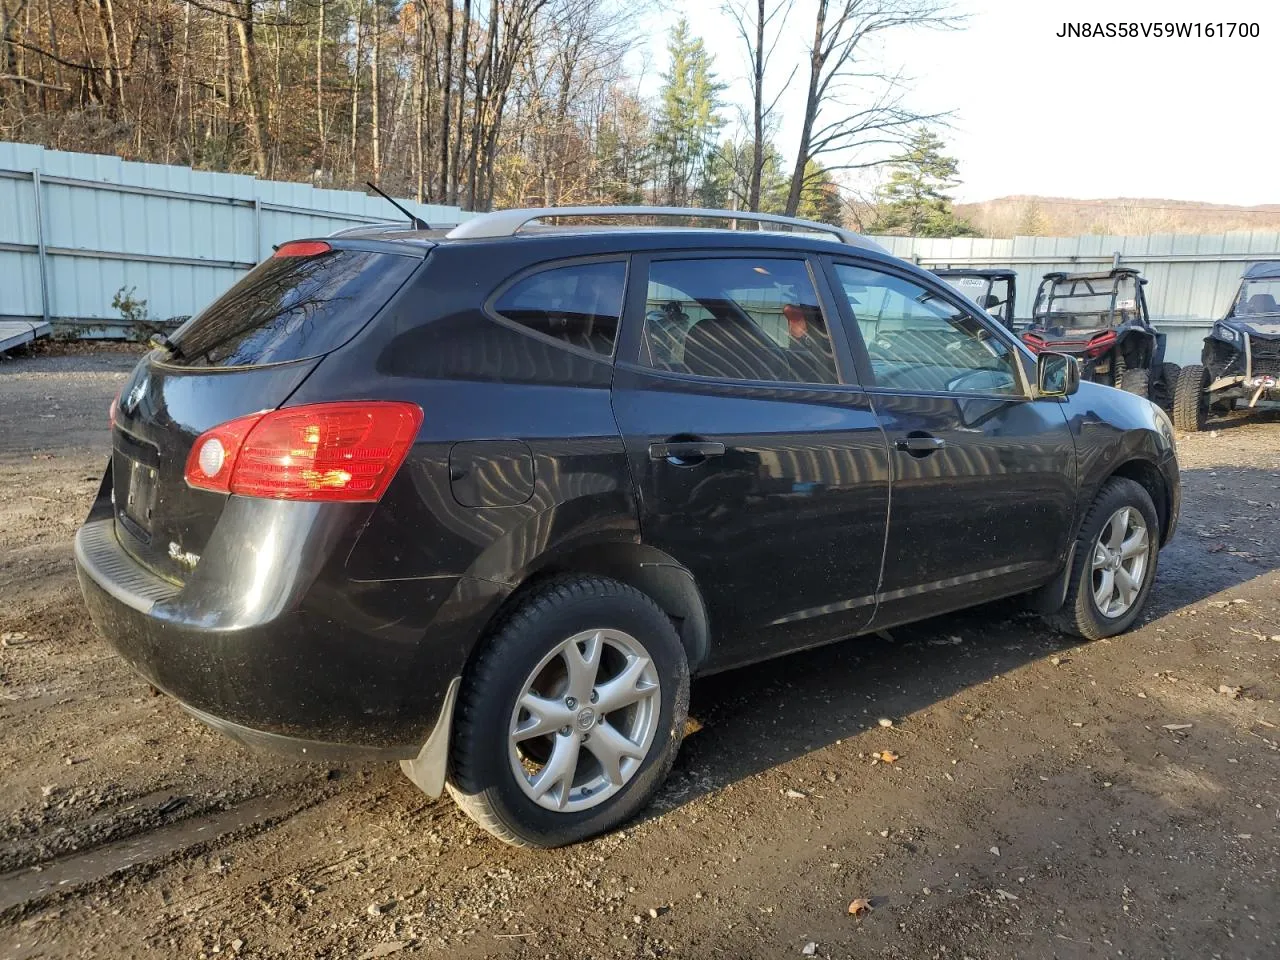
[834,263,1020,395]
[492,260,626,357]
[639,258,840,385]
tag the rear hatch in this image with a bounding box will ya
[109,240,423,583]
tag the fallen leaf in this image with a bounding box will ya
[1163,723,1193,731]
[784,788,807,799]
[876,751,899,763]
[847,898,872,917]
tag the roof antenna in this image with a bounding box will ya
[366,181,430,230]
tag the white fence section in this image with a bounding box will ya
[0,142,468,337]
[875,233,1280,366]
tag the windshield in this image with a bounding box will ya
[940,275,1013,325]
[166,247,418,367]
[1232,278,1280,317]
[1034,274,1140,329]
[941,275,993,302]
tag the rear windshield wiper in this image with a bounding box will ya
[149,332,183,359]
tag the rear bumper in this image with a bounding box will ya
[74,515,507,765]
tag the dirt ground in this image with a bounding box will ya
[2,346,1278,960]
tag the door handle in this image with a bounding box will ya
[894,434,946,455]
[648,440,727,462]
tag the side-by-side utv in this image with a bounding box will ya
[1172,262,1280,431]
[932,268,1017,330]
[1021,268,1174,404]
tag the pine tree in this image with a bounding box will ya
[868,130,977,238]
[654,20,725,207]
[796,161,843,226]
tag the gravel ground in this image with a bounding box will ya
[1,346,1278,960]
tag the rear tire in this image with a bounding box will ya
[1046,477,1160,640]
[446,576,689,848]
[1119,368,1150,399]
[1172,363,1208,431]
[1152,362,1180,410]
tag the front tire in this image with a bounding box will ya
[446,576,689,848]
[1046,477,1160,640]
[1119,367,1150,399]
[1172,363,1209,431]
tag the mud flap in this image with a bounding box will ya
[1027,541,1078,615]
[399,677,461,798]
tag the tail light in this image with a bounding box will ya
[184,401,422,502]
[1083,330,1117,359]
[1021,332,1045,354]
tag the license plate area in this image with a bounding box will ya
[113,430,161,539]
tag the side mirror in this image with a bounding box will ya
[1037,351,1080,397]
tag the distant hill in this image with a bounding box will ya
[954,196,1280,237]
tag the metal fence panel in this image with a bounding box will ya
[0,141,468,336]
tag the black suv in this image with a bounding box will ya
[76,207,1180,847]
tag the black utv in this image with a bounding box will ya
[933,268,1017,329]
[1171,262,1280,431]
[1022,268,1174,403]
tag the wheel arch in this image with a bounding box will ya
[1105,457,1171,545]
[476,538,712,675]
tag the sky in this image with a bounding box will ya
[636,0,1274,206]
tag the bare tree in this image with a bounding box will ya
[722,0,792,211]
[785,0,958,216]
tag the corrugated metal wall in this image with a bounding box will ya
[875,233,1280,365]
[0,141,468,336]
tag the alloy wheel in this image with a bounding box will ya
[1090,507,1150,618]
[507,628,661,813]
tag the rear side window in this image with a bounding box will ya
[491,260,626,357]
[165,248,418,367]
[639,257,840,385]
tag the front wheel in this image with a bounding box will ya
[445,576,689,847]
[1045,477,1160,640]
[1119,367,1150,399]
[1172,363,1209,431]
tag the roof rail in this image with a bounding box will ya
[444,205,885,251]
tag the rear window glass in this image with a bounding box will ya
[165,248,418,367]
[492,260,626,357]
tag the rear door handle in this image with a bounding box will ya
[648,440,727,461]
[894,435,946,454]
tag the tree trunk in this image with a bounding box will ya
[0,0,32,106]
[371,3,381,181]
[748,0,764,211]
[438,0,452,199]
[315,0,325,169]
[349,0,365,185]
[42,0,61,92]
[785,0,825,217]
[448,0,470,205]
[465,0,495,208]
[232,0,268,177]
[414,1,427,202]
[222,18,232,141]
